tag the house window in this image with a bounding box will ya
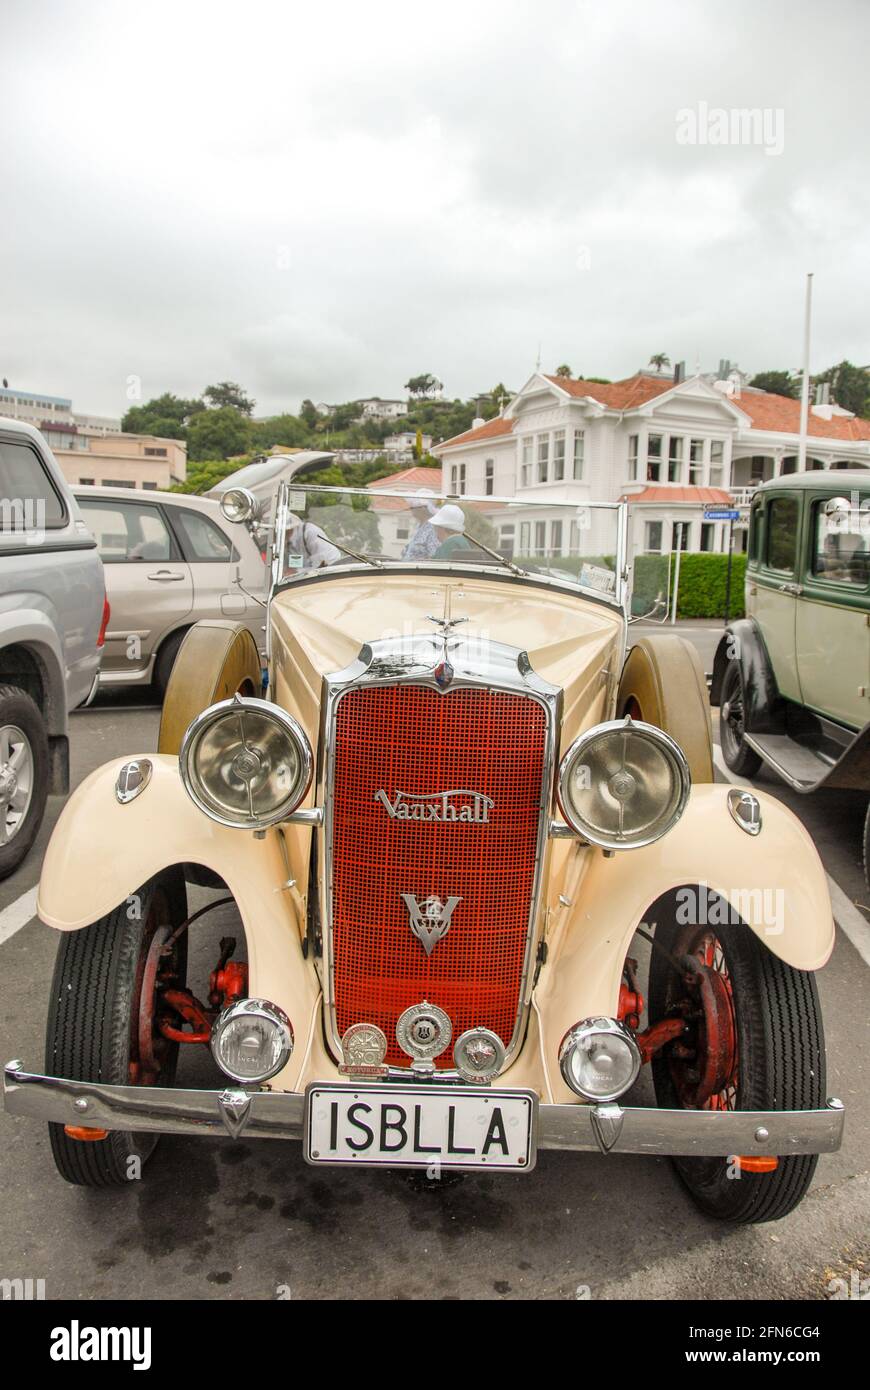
[78,477,95,485]
[709,441,724,488]
[628,435,638,481]
[450,463,466,494]
[537,434,549,484]
[534,520,546,554]
[689,439,704,485]
[144,447,168,458]
[671,521,689,551]
[668,437,683,483]
[645,520,663,552]
[750,457,765,482]
[647,434,663,482]
[521,437,533,487]
[553,430,565,481]
[520,521,531,552]
[550,519,563,553]
[573,430,585,480]
[458,464,466,494]
[142,481,158,491]
[700,523,714,552]
[485,458,494,495]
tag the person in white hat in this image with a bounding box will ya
[430,503,473,557]
[284,513,342,571]
[402,487,440,559]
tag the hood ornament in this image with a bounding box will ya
[401,892,462,955]
[426,615,468,689]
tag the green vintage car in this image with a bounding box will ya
[712,471,870,882]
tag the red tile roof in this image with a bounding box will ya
[544,372,676,409]
[368,466,443,490]
[734,392,870,441]
[621,487,733,505]
[368,465,443,512]
[437,416,516,449]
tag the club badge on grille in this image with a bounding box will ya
[452,1027,506,1084]
[339,1022,388,1077]
[396,1001,452,1062]
[401,892,462,956]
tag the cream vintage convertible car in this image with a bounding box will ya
[4,482,844,1223]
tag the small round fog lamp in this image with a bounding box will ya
[558,1017,641,1101]
[210,998,294,1084]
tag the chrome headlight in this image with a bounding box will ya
[219,486,258,523]
[558,716,690,849]
[180,695,312,829]
[559,1017,641,1101]
[211,998,294,1083]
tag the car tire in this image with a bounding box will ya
[648,909,824,1223]
[0,684,50,880]
[45,869,188,1187]
[719,661,762,777]
[152,629,188,700]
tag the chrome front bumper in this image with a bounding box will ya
[3,1062,845,1158]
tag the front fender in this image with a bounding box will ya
[37,754,321,1091]
[536,782,834,1103]
[710,618,782,733]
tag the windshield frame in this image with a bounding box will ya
[267,480,630,613]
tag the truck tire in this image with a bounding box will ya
[648,909,825,1223]
[152,629,188,700]
[0,684,50,880]
[45,869,188,1187]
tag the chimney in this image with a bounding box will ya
[673,361,685,384]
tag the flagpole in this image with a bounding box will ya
[798,272,813,472]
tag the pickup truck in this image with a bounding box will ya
[0,417,107,877]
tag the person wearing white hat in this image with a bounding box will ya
[284,513,342,571]
[430,503,473,557]
[402,487,440,559]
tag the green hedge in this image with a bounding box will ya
[634,552,746,619]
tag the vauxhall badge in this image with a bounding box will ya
[401,892,462,956]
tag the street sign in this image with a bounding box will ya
[703,508,740,520]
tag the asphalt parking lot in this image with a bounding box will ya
[1,635,868,1302]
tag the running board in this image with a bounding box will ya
[745,727,870,792]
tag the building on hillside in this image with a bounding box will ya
[44,424,187,490]
[0,385,122,433]
[383,430,433,458]
[432,369,870,561]
[356,397,409,422]
[368,465,444,554]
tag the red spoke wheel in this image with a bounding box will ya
[648,905,825,1223]
[45,869,187,1187]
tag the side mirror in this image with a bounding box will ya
[220,487,260,524]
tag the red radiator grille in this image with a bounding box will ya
[329,684,548,1067]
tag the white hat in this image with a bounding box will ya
[430,503,465,532]
[411,487,437,516]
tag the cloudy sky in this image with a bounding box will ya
[2,0,869,418]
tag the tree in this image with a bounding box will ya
[299,399,320,429]
[648,353,671,373]
[555,364,572,379]
[252,413,309,450]
[203,381,255,415]
[814,360,870,418]
[749,371,798,399]
[121,392,203,439]
[404,373,443,399]
[186,406,253,461]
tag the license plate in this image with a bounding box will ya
[304,1084,537,1171]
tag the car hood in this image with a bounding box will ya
[270,572,625,745]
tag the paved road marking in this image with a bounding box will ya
[712,745,870,969]
[0,886,38,947]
